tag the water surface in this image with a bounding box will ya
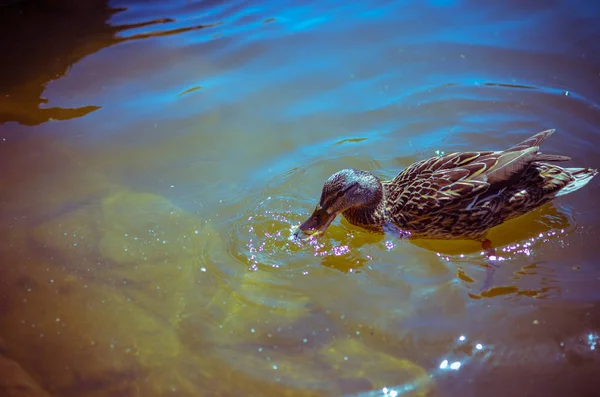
[1,0,600,396]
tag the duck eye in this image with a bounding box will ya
[313,208,328,221]
[338,182,358,197]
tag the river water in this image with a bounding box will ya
[1,1,599,396]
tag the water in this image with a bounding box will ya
[1,0,599,396]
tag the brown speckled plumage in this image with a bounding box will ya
[297,129,597,242]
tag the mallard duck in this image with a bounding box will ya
[295,129,597,253]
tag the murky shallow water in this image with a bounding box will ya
[1,0,600,396]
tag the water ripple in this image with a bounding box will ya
[4,1,600,395]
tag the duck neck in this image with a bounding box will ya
[342,191,387,230]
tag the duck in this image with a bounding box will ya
[294,129,597,254]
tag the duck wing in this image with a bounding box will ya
[391,151,494,186]
[392,152,493,216]
[391,129,570,217]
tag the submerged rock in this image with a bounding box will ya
[0,262,187,396]
[318,338,431,396]
[98,190,201,264]
[30,189,225,325]
[1,188,230,396]
[0,353,51,397]
[217,270,314,342]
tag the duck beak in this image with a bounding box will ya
[296,206,336,238]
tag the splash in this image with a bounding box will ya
[228,196,383,273]
[227,196,356,272]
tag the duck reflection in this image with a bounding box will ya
[318,202,572,301]
[409,202,573,256]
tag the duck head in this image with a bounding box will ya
[294,169,383,238]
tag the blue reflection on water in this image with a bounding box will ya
[39,0,597,144]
